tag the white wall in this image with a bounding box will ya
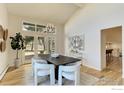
[8,14,64,66]
[65,4,124,74]
[0,4,9,79]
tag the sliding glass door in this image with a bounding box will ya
[47,36,56,53]
[24,36,56,64]
[37,37,46,55]
[25,36,35,61]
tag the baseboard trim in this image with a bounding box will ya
[0,65,9,80]
[82,62,101,71]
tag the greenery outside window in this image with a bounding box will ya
[25,36,34,60]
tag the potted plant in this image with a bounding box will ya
[10,32,25,68]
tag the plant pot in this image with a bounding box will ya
[14,58,20,68]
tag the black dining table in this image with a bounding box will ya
[38,54,81,80]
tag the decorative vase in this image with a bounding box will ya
[14,58,20,68]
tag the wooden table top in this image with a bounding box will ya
[38,54,81,66]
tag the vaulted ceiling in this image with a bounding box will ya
[6,3,85,24]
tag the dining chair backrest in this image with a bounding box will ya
[32,57,47,77]
[34,62,53,70]
[58,61,81,85]
[60,62,81,72]
[34,61,55,85]
[32,57,47,64]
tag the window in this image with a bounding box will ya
[22,22,57,64]
[36,25,46,32]
[22,22,35,31]
[45,24,56,34]
[48,36,56,53]
[37,37,46,54]
[22,21,56,34]
[25,36,34,60]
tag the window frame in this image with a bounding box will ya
[22,22,36,32]
[22,21,56,34]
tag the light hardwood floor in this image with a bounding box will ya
[0,57,124,85]
[82,57,123,85]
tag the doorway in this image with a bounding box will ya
[101,26,122,73]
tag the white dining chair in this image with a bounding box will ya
[58,61,81,85]
[34,62,55,85]
[32,57,47,76]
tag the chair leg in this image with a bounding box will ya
[32,61,34,76]
[75,76,80,85]
[34,75,38,85]
[75,70,80,85]
[50,66,55,85]
[34,69,38,86]
[50,71,55,85]
[58,70,62,85]
[50,74,55,85]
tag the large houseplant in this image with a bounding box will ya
[10,32,25,68]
